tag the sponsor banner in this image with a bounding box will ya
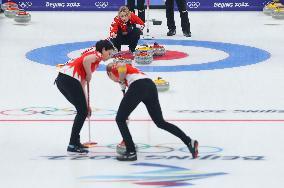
[152,0,268,11]
[183,0,268,11]
[3,0,268,11]
[2,0,124,11]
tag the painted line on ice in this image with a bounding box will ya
[1,119,284,123]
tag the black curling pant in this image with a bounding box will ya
[115,79,191,152]
[166,0,191,32]
[127,0,145,22]
[55,73,88,145]
[111,27,141,52]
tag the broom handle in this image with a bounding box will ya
[87,82,91,142]
[146,0,150,34]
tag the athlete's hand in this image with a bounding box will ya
[86,73,92,82]
[111,33,117,38]
[136,24,144,30]
[119,82,126,90]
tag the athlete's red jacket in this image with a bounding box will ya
[109,12,145,37]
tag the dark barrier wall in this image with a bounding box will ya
[2,0,269,11]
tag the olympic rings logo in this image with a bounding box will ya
[94,1,109,9]
[187,2,201,9]
[0,107,117,116]
[18,2,33,9]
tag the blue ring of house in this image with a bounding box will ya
[26,39,270,72]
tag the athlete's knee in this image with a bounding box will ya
[153,118,167,129]
[77,107,88,119]
[131,28,141,38]
[115,114,128,125]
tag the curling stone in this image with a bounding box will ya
[134,46,154,65]
[116,141,138,155]
[4,7,19,18]
[151,42,166,56]
[135,46,154,54]
[153,77,170,92]
[113,56,132,64]
[14,9,31,23]
[272,6,284,19]
[134,51,153,65]
[263,1,283,15]
[1,1,18,11]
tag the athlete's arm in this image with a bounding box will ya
[83,54,97,82]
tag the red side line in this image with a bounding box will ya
[1,119,284,122]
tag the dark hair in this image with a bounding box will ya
[95,40,114,53]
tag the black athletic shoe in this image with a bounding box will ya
[75,137,89,148]
[116,152,137,161]
[187,139,198,159]
[183,31,191,37]
[167,29,176,36]
[67,144,89,154]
